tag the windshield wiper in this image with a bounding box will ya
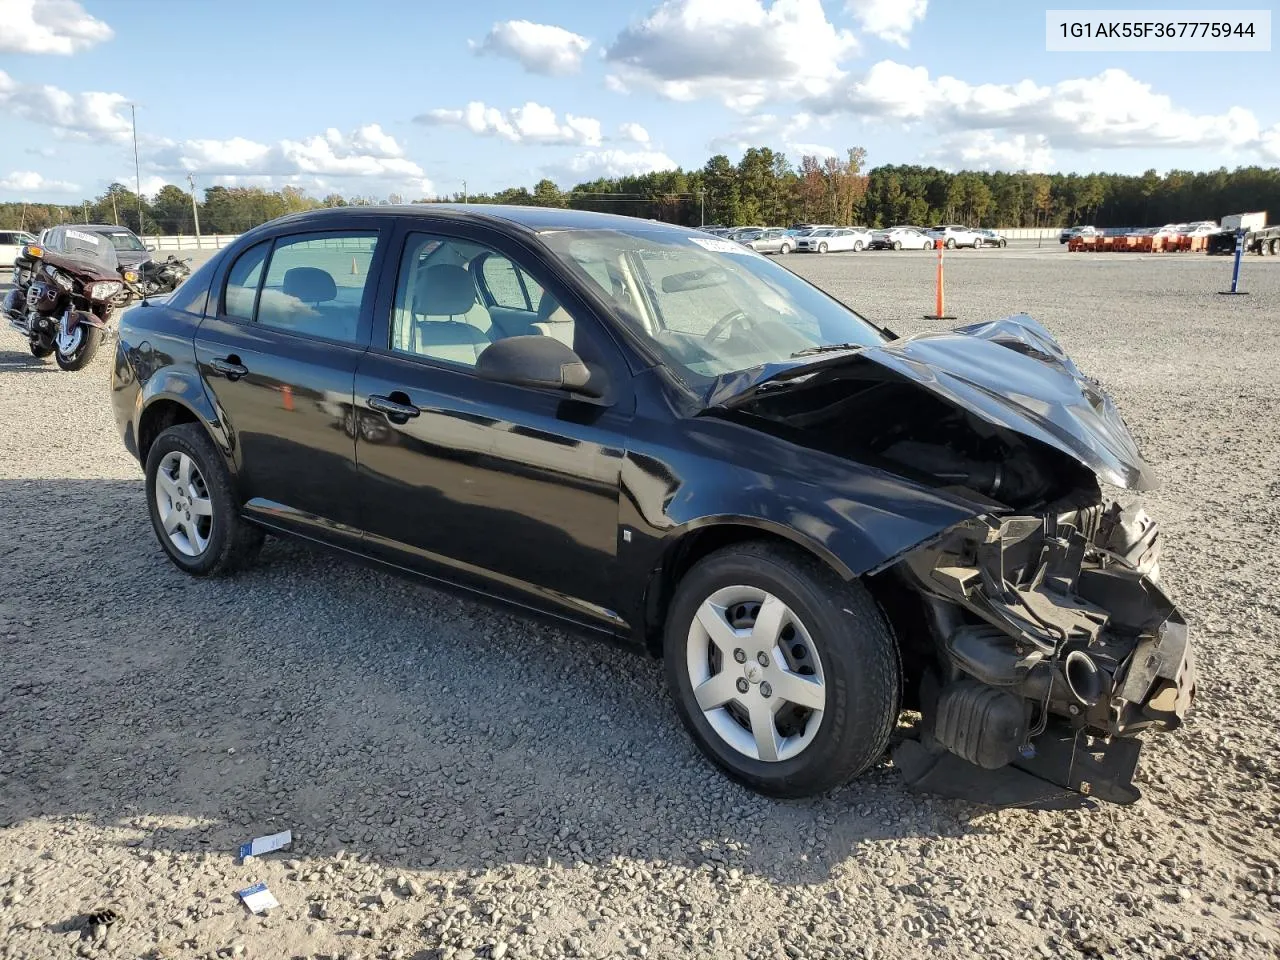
[791,343,867,358]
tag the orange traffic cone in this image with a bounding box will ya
[351,256,359,275]
[281,384,294,411]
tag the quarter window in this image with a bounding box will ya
[223,241,270,321]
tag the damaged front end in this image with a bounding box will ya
[891,499,1195,806]
[706,313,1197,806]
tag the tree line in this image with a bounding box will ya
[2,151,1277,236]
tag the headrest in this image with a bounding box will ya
[282,266,336,303]
[415,264,477,317]
[537,291,572,325]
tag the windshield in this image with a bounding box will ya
[60,228,120,269]
[102,231,146,252]
[539,228,886,385]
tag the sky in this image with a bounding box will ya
[0,0,1277,202]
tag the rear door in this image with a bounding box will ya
[194,223,390,542]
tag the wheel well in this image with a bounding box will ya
[137,400,199,464]
[642,525,849,657]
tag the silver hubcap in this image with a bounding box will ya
[155,451,213,557]
[686,586,826,763]
[54,320,83,356]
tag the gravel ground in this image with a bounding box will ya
[1,244,1279,960]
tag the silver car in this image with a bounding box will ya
[746,227,797,255]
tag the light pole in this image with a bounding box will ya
[131,104,144,234]
[462,180,468,204]
[187,173,202,242]
[699,189,705,226]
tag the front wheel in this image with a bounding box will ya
[818,242,828,253]
[945,237,956,249]
[999,239,1007,248]
[664,542,900,798]
[891,241,902,250]
[54,321,102,371]
[29,337,54,359]
[973,238,983,249]
[145,423,264,576]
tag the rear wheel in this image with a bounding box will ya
[973,238,983,249]
[54,321,102,371]
[999,239,1007,248]
[946,237,956,249]
[891,241,902,251]
[852,240,865,252]
[664,542,900,798]
[779,243,792,255]
[1270,238,1280,256]
[145,423,264,576]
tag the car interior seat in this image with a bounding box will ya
[410,264,493,364]
[532,293,575,347]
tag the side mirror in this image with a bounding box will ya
[476,335,602,398]
[146,244,156,251]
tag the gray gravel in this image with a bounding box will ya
[1,244,1279,960]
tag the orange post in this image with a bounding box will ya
[924,238,955,320]
[281,384,294,411]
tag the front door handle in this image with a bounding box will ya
[210,356,248,380]
[367,394,421,423]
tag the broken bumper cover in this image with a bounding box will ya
[894,501,1196,806]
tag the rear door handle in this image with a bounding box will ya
[367,394,421,423]
[210,356,248,380]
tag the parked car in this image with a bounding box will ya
[57,223,155,271]
[109,204,1195,806]
[726,226,764,240]
[1059,225,1098,244]
[1185,221,1220,236]
[974,229,1007,248]
[745,228,797,255]
[795,227,873,253]
[0,228,39,270]
[926,225,983,249]
[869,226,933,250]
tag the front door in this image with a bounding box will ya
[352,227,633,632]
[195,228,386,540]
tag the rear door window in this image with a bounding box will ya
[256,232,377,343]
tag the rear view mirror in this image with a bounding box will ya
[477,335,602,398]
[661,267,729,293]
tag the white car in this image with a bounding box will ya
[795,227,874,253]
[926,224,982,249]
[0,229,38,270]
[1185,221,1220,236]
[870,226,934,250]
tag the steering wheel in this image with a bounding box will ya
[702,309,750,344]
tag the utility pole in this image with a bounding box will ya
[111,191,119,225]
[82,201,89,223]
[131,103,144,234]
[699,189,705,226]
[462,180,467,204]
[187,173,202,241]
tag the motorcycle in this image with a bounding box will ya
[3,232,138,371]
[136,254,192,296]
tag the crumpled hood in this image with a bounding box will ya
[706,313,1156,491]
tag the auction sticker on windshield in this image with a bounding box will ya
[689,237,758,255]
[66,230,102,244]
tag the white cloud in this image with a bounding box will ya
[605,0,858,111]
[810,62,1264,154]
[148,124,430,193]
[417,101,603,146]
[0,0,113,54]
[845,0,926,47]
[0,69,131,141]
[935,132,1054,172]
[707,112,832,158]
[471,19,591,76]
[1261,124,1280,163]
[618,122,651,145]
[0,169,80,193]
[557,148,678,180]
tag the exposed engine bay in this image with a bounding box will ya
[709,316,1197,806]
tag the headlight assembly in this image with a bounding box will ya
[88,280,123,301]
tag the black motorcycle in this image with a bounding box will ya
[136,254,192,296]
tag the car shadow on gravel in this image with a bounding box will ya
[1,479,988,888]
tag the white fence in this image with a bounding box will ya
[140,234,241,251]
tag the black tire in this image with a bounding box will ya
[818,242,828,253]
[892,241,902,251]
[663,542,900,799]
[1269,238,1279,256]
[853,240,864,252]
[945,237,956,249]
[54,323,102,371]
[779,243,792,255]
[29,339,54,359]
[999,239,1007,248]
[973,239,983,249]
[145,423,264,576]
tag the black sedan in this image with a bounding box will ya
[110,206,1194,804]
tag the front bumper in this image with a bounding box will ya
[893,500,1196,806]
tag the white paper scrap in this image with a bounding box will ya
[238,882,279,915]
[238,829,292,860]
[688,236,757,255]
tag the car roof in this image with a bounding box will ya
[73,223,141,234]
[261,203,709,239]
